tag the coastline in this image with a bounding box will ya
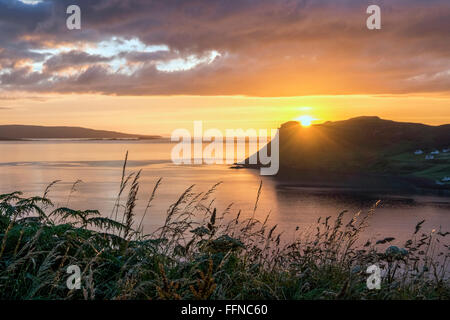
[235,164,450,195]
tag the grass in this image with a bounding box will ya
[386,151,450,183]
[0,158,449,300]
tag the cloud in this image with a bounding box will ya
[0,0,449,96]
[43,50,112,72]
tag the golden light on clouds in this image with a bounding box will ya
[1,94,449,135]
[1,0,448,132]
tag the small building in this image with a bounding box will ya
[442,177,450,182]
[414,150,423,155]
[430,150,440,155]
[443,148,450,153]
[425,155,435,160]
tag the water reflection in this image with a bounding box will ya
[0,140,448,244]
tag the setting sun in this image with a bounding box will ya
[296,115,315,127]
[0,0,449,304]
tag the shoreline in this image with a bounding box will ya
[235,164,450,195]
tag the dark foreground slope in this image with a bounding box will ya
[0,125,160,140]
[248,116,450,190]
[0,189,448,300]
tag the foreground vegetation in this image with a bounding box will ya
[0,162,448,300]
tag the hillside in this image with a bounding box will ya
[246,116,450,189]
[0,125,160,140]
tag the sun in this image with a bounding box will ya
[296,115,314,127]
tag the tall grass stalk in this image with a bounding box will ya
[0,156,448,300]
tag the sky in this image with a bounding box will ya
[0,0,449,135]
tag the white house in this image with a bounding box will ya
[430,150,440,155]
[414,150,423,155]
[442,177,450,182]
[443,148,450,153]
[425,155,435,160]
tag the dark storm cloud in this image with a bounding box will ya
[43,50,112,72]
[0,0,449,96]
[0,66,47,86]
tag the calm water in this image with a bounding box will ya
[0,140,449,244]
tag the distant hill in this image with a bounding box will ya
[246,116,450,190]
[0,125,160,140]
